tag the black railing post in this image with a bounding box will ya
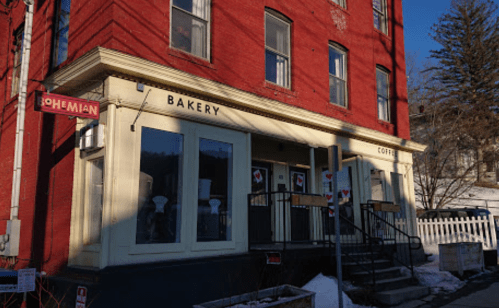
[283,192,286,251]
[248,193,251,251]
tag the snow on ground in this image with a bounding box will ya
[302,273,374,308]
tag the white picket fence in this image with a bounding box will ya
[417,215,498,250]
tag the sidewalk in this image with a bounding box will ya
[440,282,499,307]
[392,266,499,308]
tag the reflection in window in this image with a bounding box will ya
[197,138,233,242]
[377,67,390,122]
[171,0,209,58]
[86,158,104,244]
[136,127,183,244]
[53,0,72,66]
[11,29,23,97]
[373,0,387,34]
[391,172,405,219]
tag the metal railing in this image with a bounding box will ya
[361,200,422,280]
[247,191,330,251]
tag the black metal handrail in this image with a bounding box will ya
[334,214,385,287]
[361,200,422,280]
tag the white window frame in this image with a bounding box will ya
[83,157,105,246]
[170,0,211,60]
[376,66,390,122]
[331,0,346,8]
[373,0,387,34]
[329,43,348,107]
[265,10,291,89]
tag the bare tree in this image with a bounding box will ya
[408,53,476,210]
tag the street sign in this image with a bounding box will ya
[76,286,87,308]
[17,268,36,293]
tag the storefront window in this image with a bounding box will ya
[136,127,183,244]
[197,138,233,242]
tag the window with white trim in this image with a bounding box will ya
[331,0,346,8]
[329,44,347,107]
[373,0,387,34]
[265,11,290,88]
[84,157,104,245]
[171,0,210,59]
[376,67,390,122]
[53,0,71,67]
[11,28,23,97]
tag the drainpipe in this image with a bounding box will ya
[0,0,35,257]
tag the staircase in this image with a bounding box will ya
[341,244,429,306]
[336,203,430,306]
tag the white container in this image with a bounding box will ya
[439,242,484,276]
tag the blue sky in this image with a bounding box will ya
[402,0,499,63]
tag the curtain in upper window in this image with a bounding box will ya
[172,0,209,59]
[329,45,347,107]
[11,29,23,97]
[265,13,290,88]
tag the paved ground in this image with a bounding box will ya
[392,266,499,308]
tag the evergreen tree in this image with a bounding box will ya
[429,0,499,182]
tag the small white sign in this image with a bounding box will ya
[0,285,17,293]
[322,170,333,184]
[76,286,87,308]
[325,192,334,204]
[17,268,36,293]
[296,175,304,187]
[253,169,263,183]
[341,188,351,198]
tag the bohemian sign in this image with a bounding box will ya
[35,92,99,119]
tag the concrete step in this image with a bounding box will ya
[366,275,415,292]
[349,267,401,283]
[375,285,430,306]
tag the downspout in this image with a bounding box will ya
[0,0,34,257]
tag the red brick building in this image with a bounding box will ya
[0,0,425,306]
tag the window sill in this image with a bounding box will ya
[328,1,349,15]
[327,103,352,115]
[264,81,296,97]
[169,48,216,70]
[377,119,393,128]
[374,28,391,40]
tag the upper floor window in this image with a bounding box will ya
[373,0,387,34]
[376,67,390,122]
[171,0,210,59]
[53,0,71,67]
[11,28,23,97]
[331,0,346,8]
[265,11,290,88]
[329,44,347,107]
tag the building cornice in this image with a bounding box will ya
[45,47,426,153]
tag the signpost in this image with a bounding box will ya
[17,268,35,293]
[328,145,343,308]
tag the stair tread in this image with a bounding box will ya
[350,267,400,276]
[366,275,412,285]
[376,285,430,295]
[343,259,391,266]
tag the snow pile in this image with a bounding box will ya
[410,262,465,294]
[302,273,373,308]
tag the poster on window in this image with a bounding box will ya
[296,174,304,187]
[341,187,351,198]
[325,192,334,204]
[253,169,263,183]
[329,206,335,217]
[322,170,333,184]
